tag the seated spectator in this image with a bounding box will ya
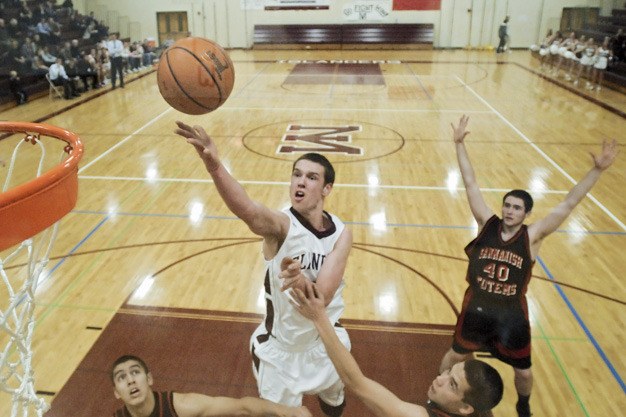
[0,19,9,49]
[49,57,80,99]
[609,28,625,65]
[7,18,24,39]
[129,42,143,71]
[31,55,49,75]
[61,0,74,16]
[44,0,57,17]
[18,1,34,25]
[82,21,98,40]
[9,70,28,105]
[57,41,72,62]
[7,39,30,73]
[142,38,156,66]
[38,45,57,65]
[76,52,100,90]
[47,17,62,43]
[68,10,85,32]
[70,38,81,58]
[36,17,52,44]
[20,36,37,64]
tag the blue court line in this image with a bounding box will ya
[536,256,626,393]
[42,216,110,285]
[71,210,626,236]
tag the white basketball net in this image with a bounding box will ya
[0,134,65,417]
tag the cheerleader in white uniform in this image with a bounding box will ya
[591,36,612,91]
[574,38,596,87]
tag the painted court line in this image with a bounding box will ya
[78,107,173,174]
[79,175,569,194]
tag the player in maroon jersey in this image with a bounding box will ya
[439,115,618,417]
[111,355,311,417]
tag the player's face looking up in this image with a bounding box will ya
[427,362,473,415]
[112,360,153,407]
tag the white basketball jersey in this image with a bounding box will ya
[253,207,346,349]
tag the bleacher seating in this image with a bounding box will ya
[253,24,434,49]
[0,0,107,107]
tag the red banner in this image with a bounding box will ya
[393,0,441,10]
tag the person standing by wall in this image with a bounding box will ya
[496,16,510,53]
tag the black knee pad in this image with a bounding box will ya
[318,398,346,417]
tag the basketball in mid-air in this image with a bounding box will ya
[157,37,235,115]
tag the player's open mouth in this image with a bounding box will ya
[130,388,140,396]
[295,191,305,198]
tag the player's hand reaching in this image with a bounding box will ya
[290,279,326,322]
[174,121,220,172]
[279,257,307,293]
[590,139,618,171]
[451,114,470,144]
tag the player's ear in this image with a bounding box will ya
[322,183,332,196]
[147,372,154,387]
[457,403,474,416]
[114,388,121,400]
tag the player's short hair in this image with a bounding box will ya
[110,355,150,383]
[293,153,335,185]
[462,359,504,412]
[503,189,534,213]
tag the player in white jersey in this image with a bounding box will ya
[175,121,353,417]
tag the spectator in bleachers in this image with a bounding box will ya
[76,52,100,90]
[70,38,80,58]
[82,21,98,40]
[36,17,52,44]
[9,70,28,106]
[47,16,62,43]
[18,1,34,24]
[31,55,49,74]
[142,38,156,66]
[105,32,124,89]
[61,0,74,16]
[609,28,625,64]
[129,41,143,71]
[44,0,57,18]
[590,36,612,91]
[49,57,80,99]
[20,36,37,64]
[7,39,30,73]
[32,3,47,22]
[0,18,9,49]
[57,41,72,62]
[7,18,23,39]
[38,45,57,65]
[547,31,563,72]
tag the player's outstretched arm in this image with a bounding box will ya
[451,115,493,229]
[175,121,288,238]
[529,139,618,242]
[290,281,428,417]
[173,392,312,417]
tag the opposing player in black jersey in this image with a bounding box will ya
[439,115,618,417]
[111,355,311,417]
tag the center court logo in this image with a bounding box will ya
[241,120,405,162]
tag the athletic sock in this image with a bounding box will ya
[516,394,531,417]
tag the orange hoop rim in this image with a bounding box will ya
[0,122,84,251]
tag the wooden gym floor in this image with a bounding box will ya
[0,49,624,417]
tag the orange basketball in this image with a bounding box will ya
[157,37,235,115]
